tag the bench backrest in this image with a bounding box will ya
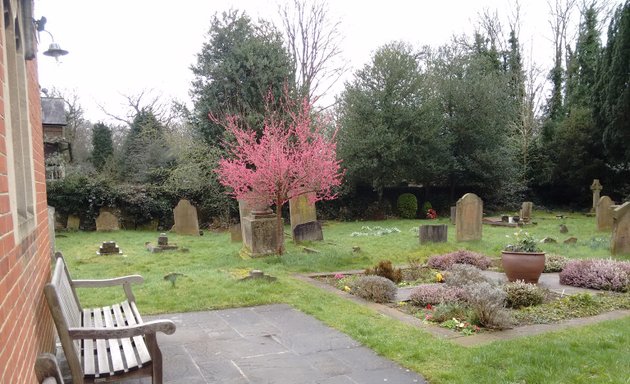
[44,254,84,380]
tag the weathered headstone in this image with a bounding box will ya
[455,193,482,242]
[230,223,243,242]
[611,202,630,255]
[292,221,323,242]
[419,224,447,244]
[289,193,318,235]
[96,241,123,255]
[47,206,55,256]
[238,200,252,246]
[596,196,615,231]
[590,179,603,213]
[450,206,456,225]
[242,208,281,257]
[171,199,200,236]
[95,208,120,231]
[563,237,578,244]
[559,224,568,233]
[520,202,533,223]
[67,215,80,231]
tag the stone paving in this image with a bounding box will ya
[59,304,426,384]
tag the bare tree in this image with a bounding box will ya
[98,89,175,128]
[279,0,348,108]
[47,88,93,164]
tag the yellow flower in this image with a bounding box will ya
[435,272,444,283]
[343,285,351,292]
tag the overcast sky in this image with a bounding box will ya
[34,0,600,124]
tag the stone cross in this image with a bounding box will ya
[590,179,603,212]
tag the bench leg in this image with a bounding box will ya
[145,333,163,384]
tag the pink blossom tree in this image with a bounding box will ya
[214,92,343,254]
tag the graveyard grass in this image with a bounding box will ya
[56,211,630,384]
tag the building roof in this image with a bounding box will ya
[41,97,67,126]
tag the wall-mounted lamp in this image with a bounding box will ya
[34,17,69,61]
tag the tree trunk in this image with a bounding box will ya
[275,197,285,255]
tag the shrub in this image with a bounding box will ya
[422,201,433,214]
[427,250,492,271]
[463,282,513,329]
[408,284,465,306]
[351,276,397,303]
[559,259,630,292]
[429,302,471,323]
[444,264,494,288]
[365,260,403,284]
[544,254,569,272]
[504,281,545,308]
[397,193,418,219]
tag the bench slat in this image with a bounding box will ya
[92,307,112,376]
[112,303,138,370]
[81,309,96,376]
[103,306,125,373]
[121,301,151,364]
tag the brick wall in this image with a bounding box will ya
[0,8,56,383]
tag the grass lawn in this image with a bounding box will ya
[55,211,630,384]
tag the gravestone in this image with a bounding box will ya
[450,206,456,225]
[520,202,533,223]
[242,208,281,257]
[419,224,447,244]
[455,193,482,242]
[47,206,55,256]
[590,179,603,213]
[611,202,630,255]
[230,223,242,242]
[292,221,323,242]
[171,199,200,236]
[289,193,320,242]
[596,196,615,231]
[238,200,252,247]
[67,215,80,231]
[95,208,120,231]
[96,241,123,255]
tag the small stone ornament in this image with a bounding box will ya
[96,241,123,256]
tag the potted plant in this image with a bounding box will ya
[501,229,545,283]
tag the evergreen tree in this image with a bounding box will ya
[90,123,114,171]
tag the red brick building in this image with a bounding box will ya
[0,0,57,382]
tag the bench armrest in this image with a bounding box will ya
[68,320,176,339]
[72,275,144,288]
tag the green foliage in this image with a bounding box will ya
[90,123,114,171]
[429,302,471,323]
[504,230,542,252]
[504,281,545,309]
[421,201,432,214]
[365,260,403,284]
[396,193,417,219]
[350,275,397,303]
[189,10,294,144]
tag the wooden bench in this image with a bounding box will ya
[44,253,176,384]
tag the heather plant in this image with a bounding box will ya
[444,264,494,288]
[463,282,514,329]
[559,259,630,292]
[408,284,465,306]
[365,260,403,284]
[350,275,397,303]
[429,302,471,323]
[427,250,492,270]
[544,254,569,272]
[504,281,545,308]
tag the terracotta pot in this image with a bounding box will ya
[501,251,546,283]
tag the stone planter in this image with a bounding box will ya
[501,251,546,283]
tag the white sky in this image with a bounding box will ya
[34,0,598,124]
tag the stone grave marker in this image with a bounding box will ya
[419,224,447,244]
[293,221,324,243]
[450,206,456,225]
[238,200,252,247]
[456,193,482,242]
[520,202,533,223]
[289,193,318,237]
[596,196,614,231]
[590,179,603,212]
[611,202,630,255]
[95,208,120,231]
[97,241,123,255]
[67,215,80,231]
[230,223,243,242]
[171,199,200,236]
[242,208,281,257]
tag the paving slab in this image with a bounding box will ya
[56,304,426,384]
